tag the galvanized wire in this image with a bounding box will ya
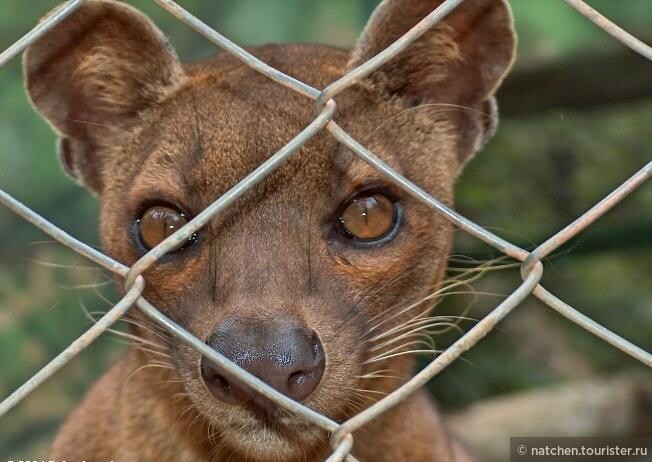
[563,0,652,60]
[1,0,651,460]
[316,0,465,107]
[0,0,86,67]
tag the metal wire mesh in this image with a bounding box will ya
[1,0,651,460]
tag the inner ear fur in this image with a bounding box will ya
[350,0,516,169]
[23,0,184,193]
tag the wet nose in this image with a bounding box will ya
[200,318,325,405]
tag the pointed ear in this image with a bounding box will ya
[350,0,516,168]
[24,0,184,193]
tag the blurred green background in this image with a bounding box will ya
[1,0,651,457]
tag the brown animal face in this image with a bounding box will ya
[24,0,514,460]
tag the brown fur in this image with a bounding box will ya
[23,0,515,460]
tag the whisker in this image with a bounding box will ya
[366,280,473,334]
[64,116,130,134]
[357,368,401,380]
[365,102,490,143]
[365,348,443,364]
[366,339,439,364]
[86,309,173,346]
[20,256,101,271]
[369,321,460,352]
[123,363,175,388]
[82,306,171,354]
[91,285,119,307]
[326,236,455,340]
[364,309,481,346]
[366,257,503,334]
[342,386,388,397]
[57,279,114,290]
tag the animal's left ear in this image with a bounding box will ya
[23,0,184,194]
[350,0,516,170]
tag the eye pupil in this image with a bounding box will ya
[339,194,396,241]
[138,205,195,251]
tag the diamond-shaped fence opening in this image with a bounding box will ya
[1,0,651,460]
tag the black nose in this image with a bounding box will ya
[200,318,325,405]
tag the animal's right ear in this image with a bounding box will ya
[350,0,515,171]
[23,0,184,194]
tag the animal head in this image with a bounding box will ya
[24,0,515,459]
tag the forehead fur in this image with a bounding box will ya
[106,43,457,222]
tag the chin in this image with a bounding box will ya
[209,403,327,461]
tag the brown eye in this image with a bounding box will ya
[137,205,196,251]
[338,193,398,241]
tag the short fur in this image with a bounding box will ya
[23,1,515,460]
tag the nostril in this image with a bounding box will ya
[201,358,241,404]
[286,361,324,401]
[201,361,224,391]
[288,370,309,388]
[287,370,312,400]
[284,332,325,402]
[214,374,230,392]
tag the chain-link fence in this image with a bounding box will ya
[0,0,651,460]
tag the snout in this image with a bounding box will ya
[200,318,325,405]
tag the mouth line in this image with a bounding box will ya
[228,401,319,442]
[244,401,290,431]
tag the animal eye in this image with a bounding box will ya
[338,193,398,242]
[136,205,197,251]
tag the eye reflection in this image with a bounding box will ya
[137,205,197,251]
[338,194,397,241]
